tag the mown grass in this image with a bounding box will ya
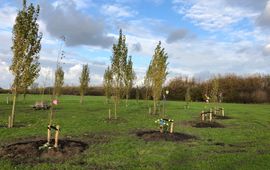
[0,94,270,170]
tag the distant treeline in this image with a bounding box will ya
[1,74,270,103]
[165,74,270,103]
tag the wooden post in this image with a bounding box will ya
[6,97,9,104]
[170,122,174,133]
[201,111,205,121]
[108,108,111,120]
[160,126,163,133]
[209,109,212,122]
[10,94,17,128]
[8,116,11,128]
[47,125,51,144]
[114,102,117,119]
[54,125,60,148]
[222,108,224,116]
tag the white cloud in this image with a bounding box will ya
[101,4,137,18]
[263,44,270,55]
[91,74,103,85]
[0,31,12,57]
[71,0,91,9]
[0,5,17,29]
[257,0,270,27]
[1,0,270,89]
[64,64,104,86]
[65,64,82,83]
[174,0,259,31]
[52,0,91,10]
[0,59,12,88]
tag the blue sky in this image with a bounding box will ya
[1,0,270,88]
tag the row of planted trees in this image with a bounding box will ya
[7,0,91,128]
[103,30,136,119]
[8,0,170,127]
[103,30,169,118]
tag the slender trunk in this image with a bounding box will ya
[162,99,165,116]
[42,88,45,102]
[114,100,117,119]
[125,94,128,107]
[23,92,26,103]
[153,99,157,115]
[108,108,111,120]
[10,93,17,128]
[80,94,83,104]
[49,105,54,126]
[49,96,54,126]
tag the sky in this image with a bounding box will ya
[1,0,270,88]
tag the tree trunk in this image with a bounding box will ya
[162,99,165,115]
[42,88,45,102]
[10,93,17,128]
[49,99,54,126]
[23,92,26,103]
[153,99,157,115]
[114,101,117,119]
[125,94,128,107]
[80,94,83,104]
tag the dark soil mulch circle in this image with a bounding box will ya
[136,130,196,142]
[0,139,88,164]
[214,115,232,119]
[192,121,224,128]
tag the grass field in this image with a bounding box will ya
[0,94,270,170]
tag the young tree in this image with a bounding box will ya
[123,56,136,106]
[54,66,64,97]
[9,0,42,128]
[103,66,113,104]
[110,29,128,119]
[185,86,191,109]
[136,85,140,103]
[148,41,168,114]
[79,64,90,104]
[144,65,152,106]
[210,78,219,103]
[41,69,50,102]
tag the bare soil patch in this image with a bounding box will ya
[0,139,88,164]
[178,120,196,127]
[214,115,232,120]
[192,121,224,128]
[136,130,196,142]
